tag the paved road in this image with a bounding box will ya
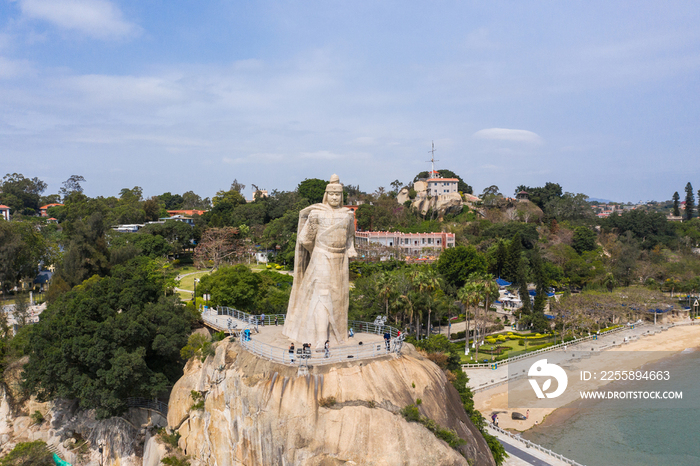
[500,441,553,466]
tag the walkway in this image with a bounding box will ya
[489,426,576,466]
[465,322,667,391]
[202,306,404,366]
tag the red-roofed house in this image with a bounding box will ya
[0,205,9,221]
[39,203,63,217]
[167,209,207,217]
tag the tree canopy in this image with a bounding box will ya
[21,257,195,418]
[297,178,329,204]
[436,246,487,289]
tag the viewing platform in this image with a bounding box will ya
[202,306,405,366]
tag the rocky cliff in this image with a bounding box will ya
[0,358,167,466]
[168,340,496,466]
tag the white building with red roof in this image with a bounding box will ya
[0,205,9,221]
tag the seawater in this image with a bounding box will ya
[521,347,700,466]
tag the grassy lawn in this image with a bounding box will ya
[175,265,200,274]
[457,332,560,364]
[177,271,212,292]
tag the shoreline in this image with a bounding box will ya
[472,322,700,432]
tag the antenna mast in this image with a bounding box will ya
[426,141,439,177]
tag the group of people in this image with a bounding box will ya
[288,340,332,363]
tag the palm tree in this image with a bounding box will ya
[469,272,500,362]
[418,268,441,339]
[376,271,394,322]
[457,280,481,359]
[410,269,428,339]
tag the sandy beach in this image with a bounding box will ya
[472,322,700,431]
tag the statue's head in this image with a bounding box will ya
[323,174,343,208]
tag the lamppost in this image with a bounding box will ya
[193,278,199,308]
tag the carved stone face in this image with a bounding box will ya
[327,191,342,207]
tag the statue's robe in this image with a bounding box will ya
[282,203,355,348]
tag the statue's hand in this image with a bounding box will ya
[348,247,358,259]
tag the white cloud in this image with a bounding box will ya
[63,74,182,105]
[0,56,33,79]
[17,0,138,39]
[299,150,342,160]
[473,128,543,144]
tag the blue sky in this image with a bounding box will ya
[1,1,699,202]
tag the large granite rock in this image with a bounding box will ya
[168,340,496,466]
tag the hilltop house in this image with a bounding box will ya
[39,203,63,217]
[0,205,9,221]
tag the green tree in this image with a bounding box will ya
[57,212,111,287]
[516,256,531,316]
[0,441,53,466]
[602,210,676,249]
[0,221,49,293]
[196,265,262,311]
[685,182,695,221]
[501,233,523,282]
[207,189,246,226]
[58,175,85,199]
[0,173,47,216]
[436,246,487,289]
[572,227,597,254]
[515,182,562,213]
[159,192,184,210]
[672,191,680,216]
[297,178,329,204]
[22,258,194,418]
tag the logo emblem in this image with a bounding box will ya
[528,359,568,399]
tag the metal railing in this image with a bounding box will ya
[202,307,404,366]
[488,424,586,466]
[215,306,287,327]
[240,335,403,366]
[125,397,168,416]
[462,325,631,369]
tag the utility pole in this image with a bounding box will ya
[426,141,439,176]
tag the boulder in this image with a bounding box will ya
[168,340,496,466]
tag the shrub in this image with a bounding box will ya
[416,398,422,405]
[190,391,204,410]
[425,352,449,369]
[158,429,181,449]
[518,339,525,347]
[0,441,53,466]
[180,333,215,362]
[161,456,190,466]
[400,404,421,422]
[212,331,227,342]
[400,404,465,449]
[30,410,44,425]
[319,396,337,408]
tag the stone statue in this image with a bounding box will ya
[283,174,356,348]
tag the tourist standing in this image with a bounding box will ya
[384,331,391,351]
[289,343,295,363]
[324,340,330,358]
[260,313,266,326]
